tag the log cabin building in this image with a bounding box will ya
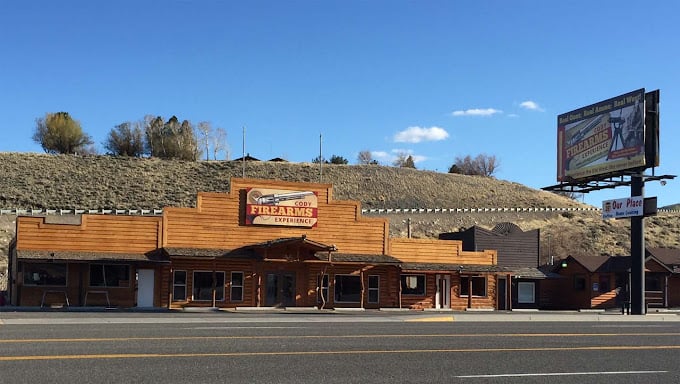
[544,248,680,310]
[8,178,502,310]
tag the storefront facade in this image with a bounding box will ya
[9,178,499,310]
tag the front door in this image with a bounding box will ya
[137,269,155,307]
[497,277,507,310]
[435,274,450,309]
[265,272,296,307]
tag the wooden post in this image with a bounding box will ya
[467,276,472,309]
[360,269,365,309]
[212,258,217,308]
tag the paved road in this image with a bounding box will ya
[1,311,680,383]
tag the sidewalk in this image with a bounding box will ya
[1,306,679,324]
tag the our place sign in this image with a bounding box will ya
[602,196,643,219]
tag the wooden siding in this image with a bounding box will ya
[168,257,256,308]
[440,227,539,268]
[164,178,389,255]
[451,274,497,311]
[17,262,164,308]
[16,215,161,254]
[389,238,496,265]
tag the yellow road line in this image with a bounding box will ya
[406,316,454,322]
[2,345,680,361]
[2,332,680,344]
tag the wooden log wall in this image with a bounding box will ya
[16,215,161,254]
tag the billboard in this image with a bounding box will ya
[245,187,318,227]
[557,89,647,182]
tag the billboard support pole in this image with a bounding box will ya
[630,174,645,315]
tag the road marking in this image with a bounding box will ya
[2,345,680,361]
[2,332,680,343]
[406,316,454,322]
[181,326,307,330]
[456,370,668,378]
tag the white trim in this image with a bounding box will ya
[172,270,187,301]
[368,275,380,304]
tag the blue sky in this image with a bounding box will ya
[1,1,678,207]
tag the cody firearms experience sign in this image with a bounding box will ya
[245,187,318,227]
[557,89,646,182]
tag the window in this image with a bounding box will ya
[368,275,379,303]
[173,270,187,301]
[599,276,610,292]
[90,264,130,288]
[334,275,361,303]
[574,275,586,291]
[23,263,67,286]
[317,274,329,305]
[460,276,486,297]
[401,274,426,296]
[646,274,663,292]
[517,282,535,304]
[192,271,225,301]
[230,272,244,302]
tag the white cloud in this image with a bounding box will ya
[371,151,390,160]
[451,108,502,117]
[393,126,449,143]
[519,100,544,111]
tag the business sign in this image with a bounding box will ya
[557,89,646,182]
[245,187,318,227]
[602,196,643,219]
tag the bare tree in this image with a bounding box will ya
[104,122,145,157]
[212,127,227,160]
[392,151,416,168]
[357,150,373,164]
[449,154,499,176]
[196,121,212,161]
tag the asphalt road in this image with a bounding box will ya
[1,312,679,383]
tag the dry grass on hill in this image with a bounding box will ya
[1,152,679,283]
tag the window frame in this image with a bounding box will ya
[401,274,426,296]
[460,276,487,297]
[334,274,362,303]
[230,271,244,302]
[23,262,68,287]
[172,270,187,301]
[368,275,380,304]
[89,263,131,288]
[192,270,225,302]
[517,281,535,304]
[573,274,586,291]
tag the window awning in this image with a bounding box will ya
[17,250,169,263]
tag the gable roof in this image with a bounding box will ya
[647,247,680,267]
[566,254,631,273]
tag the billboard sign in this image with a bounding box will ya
[245,187,318,227]
[558,89,646,182]
[602,196,643,219]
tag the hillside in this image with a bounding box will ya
[1,152,679,290]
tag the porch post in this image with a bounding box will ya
[506,273,512,311]
[467,276,472,309]
[211,258,216,308]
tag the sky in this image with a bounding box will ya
[1,1,678,208]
